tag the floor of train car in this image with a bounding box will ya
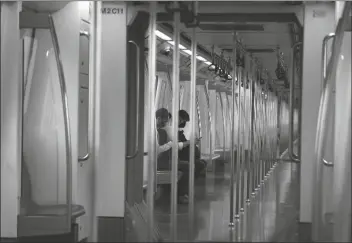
[152,142,304,242]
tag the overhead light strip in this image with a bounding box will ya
[182,49,193,55]
[167,41,186,50]
[196,56,207,62]
[155,30,172,41]
[155,29,212,64]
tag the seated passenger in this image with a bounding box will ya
[177,110,207,178]
[155,108,190,204]
[156,108,188,157]
[165,110,206,176]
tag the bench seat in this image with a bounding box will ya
[143,171,183,189]
[201,153,221,161]
[26,204,85,218]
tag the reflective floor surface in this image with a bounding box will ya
[153,144,301,242]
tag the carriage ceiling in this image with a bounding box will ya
[23,1,303,103]
[138,1,304,103]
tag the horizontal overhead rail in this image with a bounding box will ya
[223,48,275,53]
[198,23,265,31]
[159,23,251,66]
[156,54,209,80]
[157,12,300,24]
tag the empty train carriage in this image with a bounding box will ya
[0,1,351,242]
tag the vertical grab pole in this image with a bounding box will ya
[203,86,213,170]
[226,93,232,163]
[146,2,157,241]
[188,1,198,239]
[171,2,180,240]
[252,80,258,194]
[219,93,226,160]
[250,64,256,196]
[258,84,263,187]
[276,93,281,161]
[91,3,101,240]
[196,91,202,150]
[240,64,245,212]
[235,49,242,218]
[48,14,72,231]
[270,96,274,168]
[288,42,301,162]
[264,85,269,178]
[247,57,254,200]
[229,32,237,226]
[255,82,260,190]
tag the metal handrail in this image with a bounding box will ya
[78,30,91,162]
[320,33,335,167]
[196,90,202,138]
[322,33,336,82]
[188,6,198,237]
[203,84,213,164]
[146,2,157,242]
[229,32,237,226]
[218,93,226,160]
[126,40,140,159]
[288,41,302,163]
[312,3,351,240]
[170,6,181,241]
[48,14,72,230]
[79,30,89,39]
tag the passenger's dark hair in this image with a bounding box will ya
[179,110,190,121]
[155,108,169,120]
[168,113,172,120]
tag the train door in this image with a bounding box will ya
[332,13,351,242]
[124,6,151,242]
[311,3,351,242]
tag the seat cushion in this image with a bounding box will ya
[28,204,85,218]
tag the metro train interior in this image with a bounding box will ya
[0,1,351,242]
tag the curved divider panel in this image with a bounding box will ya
[18,3,85,238]
[22,28,66,206]
[197,85,212,156]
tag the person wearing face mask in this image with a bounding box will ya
[164,110,192,142]
[155,108,190,204]
[168,112,172,125]
[177,110,207,178]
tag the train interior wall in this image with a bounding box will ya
[1,1,351,242]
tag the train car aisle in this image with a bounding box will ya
[151,141,300,242]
